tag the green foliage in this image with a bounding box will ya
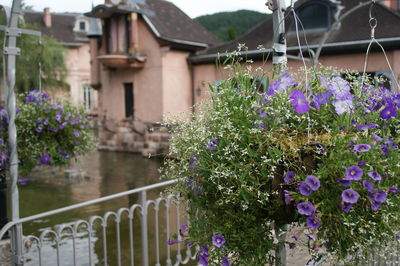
[0,90,95,175]
[0,15,68,94]
[195,10,269,41]
[162,53,400,265]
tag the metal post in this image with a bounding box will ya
[270,0,287,75]
[268,1,288,265]
[0,168,7,231]
[4,0,22,264]
[140,191,149,266]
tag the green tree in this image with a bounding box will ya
[0,14,68,95]
[195,10,270,41]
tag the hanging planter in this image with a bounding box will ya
[162,59,400,265]
[0,90,95,175]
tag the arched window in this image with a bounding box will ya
[291,1,332,32]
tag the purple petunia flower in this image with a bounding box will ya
[198,254,208,266]
[177,234,184,243]
[339,201,353,213]
[380,105,397,120]
[311,91,331,109]
[267,72,297,96]
[355,123,378,131]
[358,161,366,166]
[333,100,354,115]
[297,202,316,216]
[305,176,320,191]
[289,90,310,114]
[306,217,321,230]
[206,138,219,151]
[387,138,398,149]
[284,190,292,205]
[35,125,43,133]
[284,171,295,184]
[329,77,352,100]
[202,245,209,256]
[40,154,51,165]
[341,189,360,204]
[44,118,49,125]
[258,122,269,130]
[372,133,383,142]
[362,180,374,192]
[338,178,352,187]
[181,223,189,236]
[258,111,268,118]
[371,190,387,203]
[55,114,62,123]
[187,242,194,248]
[381,144,389,155]
[212,234,226,248]
[74,130,80,137]
[167,238,175,245]
[222,256,230,266]
[289,243,296,249]
[299,184,313,196]
[371,201,382,211]
[354,144,371,153]
[368,171,381,181]
[307,233,316,241]
[389,187,398,194]
[345,165,363,181]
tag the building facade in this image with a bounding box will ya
[88,0,400,155]
[86,0,218,155]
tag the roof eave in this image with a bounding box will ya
[189,37,400,64]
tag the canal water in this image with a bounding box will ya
[15,151,192,265]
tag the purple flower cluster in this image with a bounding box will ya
[197,234,228,266]
[206,138,219,151]
[267,72,297,96]
[322,76,354,115]
[25,90,50,104]
[289,90,310,114]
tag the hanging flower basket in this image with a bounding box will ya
[0,90,96,175]
[162,60,400,265]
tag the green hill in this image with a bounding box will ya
[195,10,270,42]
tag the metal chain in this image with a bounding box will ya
[362,1,400,91]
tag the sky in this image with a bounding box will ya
[1,0,272,18]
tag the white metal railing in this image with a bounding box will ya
[0,179,199,266]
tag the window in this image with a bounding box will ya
[105,14,129,54]
[83,84,92,110]
[291,1,332,32]
[79,21,86,31]
[124,83,134,118]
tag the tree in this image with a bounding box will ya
[0,14,68,97]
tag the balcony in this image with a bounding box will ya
[97,52,147,69]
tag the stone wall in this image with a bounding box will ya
[97,119,170,156]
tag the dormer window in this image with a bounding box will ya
[79,21,86,31]
[74,19,88,32]
[290,1,333,32]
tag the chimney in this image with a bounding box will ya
[43,8,51,28]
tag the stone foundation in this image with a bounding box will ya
[97,119,170,156]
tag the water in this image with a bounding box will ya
[13,151,193,265]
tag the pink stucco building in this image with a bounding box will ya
[86,0,218,154]
[87,0,400,155]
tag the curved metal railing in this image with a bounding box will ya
[0,179,199,266]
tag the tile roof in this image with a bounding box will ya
[23,11,89,46]
[193,0,400,61]
[139,0,219,46]
[86,0,219,48]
